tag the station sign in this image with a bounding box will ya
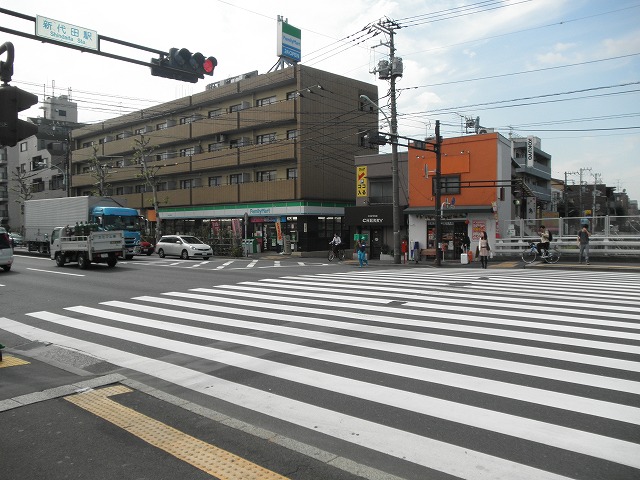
[36,15,99,51]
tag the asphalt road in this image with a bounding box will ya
[1,253,639,479]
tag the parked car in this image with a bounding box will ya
[138,239,155,255]
[0,228,14,272]
[156,235,212,260]
[8,232,23,247]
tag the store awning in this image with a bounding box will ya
[404,205,494,215]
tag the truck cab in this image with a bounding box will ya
[92,206,142,259]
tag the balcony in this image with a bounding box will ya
[191,149,239,172]
[238,140,296,166]
[239,179,296,202]
[144,123,191,149]
[191,113,238,138]
[192,184,239,204]
[238,101,295,130]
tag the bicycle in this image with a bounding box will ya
[521,242,560,264]
[328,246,345,261]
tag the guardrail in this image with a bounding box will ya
[495,236,640,257]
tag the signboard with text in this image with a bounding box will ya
[356,166,368,197]
[277,19,301,62]
[36,15,98,51]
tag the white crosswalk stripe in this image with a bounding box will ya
[2,268,640,479]
[134,258,331,270]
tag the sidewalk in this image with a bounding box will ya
[0,345,380,480]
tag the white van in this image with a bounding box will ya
[0,227,14,272]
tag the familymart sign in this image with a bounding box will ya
[277,18,301,62]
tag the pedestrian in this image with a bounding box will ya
[478,231,490,269]
[357,240,369,267]
[577,224,590,264]
[462,233,471,252]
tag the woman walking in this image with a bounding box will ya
[357,240,369,267]
[478,231,490,269]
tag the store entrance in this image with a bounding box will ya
[427,220,468,260]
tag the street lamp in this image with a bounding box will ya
[360,94,401,264]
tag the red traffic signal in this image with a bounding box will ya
[151,48,217,83]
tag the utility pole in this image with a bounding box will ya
[434,121,442,267]
[563,171,578,221]
[578,167,592,218]
[371,19,402,264]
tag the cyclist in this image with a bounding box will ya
[329,233,342,258]
[536,225,550,257]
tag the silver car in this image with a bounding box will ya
[0,228,14,272]
[156,235,212,260]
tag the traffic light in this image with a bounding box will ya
[151,48,217,83]
[0,84,38,147]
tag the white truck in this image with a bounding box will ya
[24,196,143,258]
[50,227,125,269]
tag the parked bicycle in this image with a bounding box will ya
[328,247,346,261]
[521,242,560,264]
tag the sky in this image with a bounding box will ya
[2,0,639,202]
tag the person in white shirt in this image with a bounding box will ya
[329,233,341,257]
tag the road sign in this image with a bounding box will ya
[36,15,99,51]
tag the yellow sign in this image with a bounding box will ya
[356,166,368,197]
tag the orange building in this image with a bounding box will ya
[406,132,549,260]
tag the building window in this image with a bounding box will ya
[256,133,276,145]
[208,176,222,187]
[115,187,124,195]
[179,116,195,125]
[256,96,276,107]
[286,129,298,140]
[179,147,195,157]
[256,170,276,182]
[135,184,146,193]
[287,168,298,179]
[433,175,461,195]
[82,141,93,148]
[181,179,192,189]
[230,173,248,185]
[208,109,222,118]
[134,127,145,135]
[286,91,299,100]
[58,109,67,117]
[208,142,224,152]
[156,122,167,130]
[20,142,28,152]
[229,104,242,113]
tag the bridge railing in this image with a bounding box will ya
[495,215,640,257]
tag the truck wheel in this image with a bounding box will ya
[78,253,89,269]
[107,255,117,268]
[181,250,189,260]
[55,253,65,267]
[2,265,10,272]
[158,249,165,258]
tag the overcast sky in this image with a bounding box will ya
[2,0,639,202]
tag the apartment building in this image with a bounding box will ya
[70,65,378,252]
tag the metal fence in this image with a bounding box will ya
[495,215,640,257]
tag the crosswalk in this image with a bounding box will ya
[126,258,332,270]
[2,269,640,479]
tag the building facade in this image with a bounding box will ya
[69,65,378,252]
[344,152,408,258]
[406,132,552,260]
[5,95,79,232]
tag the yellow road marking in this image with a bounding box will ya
[65,386,288,480]
[0,355,31,368]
